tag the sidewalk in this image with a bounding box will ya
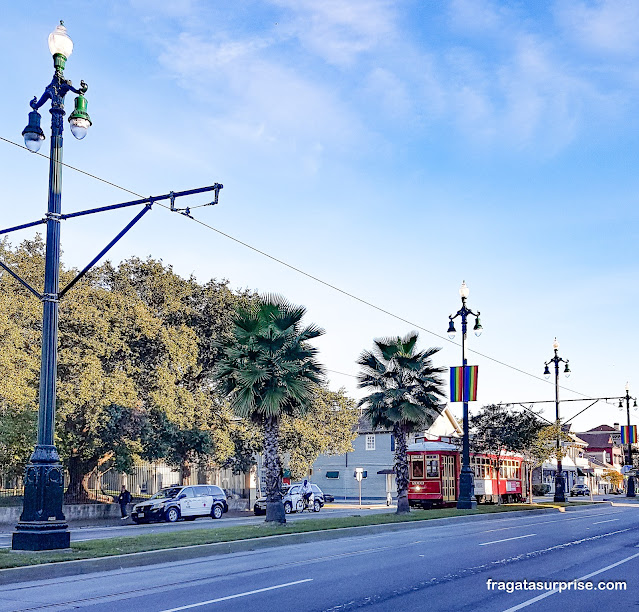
[0,508,255,533]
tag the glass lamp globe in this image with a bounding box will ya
[24,132,44,152]
[459,281,469,299]
[48,21,73,58]
[69,117,90,139]
[22,110,45,152]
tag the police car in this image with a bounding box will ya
[131,484,228,523]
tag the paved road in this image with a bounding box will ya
[2,504,638,611]
[0,505,394,548]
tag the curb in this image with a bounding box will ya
[0,503,611,585]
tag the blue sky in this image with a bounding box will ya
[2,0,639,431]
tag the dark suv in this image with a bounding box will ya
[131,484,228,523]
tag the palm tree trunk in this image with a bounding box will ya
[263,415,286,524]
[394,424,410,514]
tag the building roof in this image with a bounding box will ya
[576,432,617,449]
[586,455,613,469]
[587,424,618,432]
[569,433,588,446]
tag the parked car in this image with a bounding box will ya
[131,484,228,523]
[254,483,325,515]
[570,484,590,497]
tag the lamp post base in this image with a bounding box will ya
[12,447,70,551]
[553,473,566,503]
[12,521,70,551]
[627,476,636,498]
[457,469,477,510]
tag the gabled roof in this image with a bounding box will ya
[569,433,588,446]
[587,424,617,432]
[576,432,616,449]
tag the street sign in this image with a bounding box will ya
[354,468,364,507]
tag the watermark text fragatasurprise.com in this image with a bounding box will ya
[486,578,626,594]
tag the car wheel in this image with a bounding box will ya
[284,501,292,514]
[212,505,224,519]
[313,499,321,512]
[165,507,180,523]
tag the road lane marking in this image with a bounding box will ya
[479,534,536,546]
[592,519,619,525]
[159,579,313,611]
[502,551,639,611]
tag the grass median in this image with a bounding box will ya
[0,502,586,569]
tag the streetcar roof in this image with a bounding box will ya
[407,441,458,452]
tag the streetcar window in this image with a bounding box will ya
[426,455,439,478]
[411,456,425,479]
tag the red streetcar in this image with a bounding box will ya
[407,440,524,508]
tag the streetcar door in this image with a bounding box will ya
[442,455,456,502]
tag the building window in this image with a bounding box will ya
[366,434,375,451]
[390,434,395,452]
[326,471,340,479]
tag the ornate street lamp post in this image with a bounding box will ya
[13,22,91,551]
[447,281,482,510]
[543,338,571,503]
[10,23,222,551]
[620,383,636,498]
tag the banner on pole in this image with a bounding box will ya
[450,365,478,402]
[621,425,638,445]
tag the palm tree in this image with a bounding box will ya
[214,294,324,523]
[357,332,445,514]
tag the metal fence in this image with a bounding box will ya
[0,462,251,505]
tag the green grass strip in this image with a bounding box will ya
[0,503,588,569]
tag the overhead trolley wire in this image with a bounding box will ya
[0,134,593,401]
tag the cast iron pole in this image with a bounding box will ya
[625,387,636,498]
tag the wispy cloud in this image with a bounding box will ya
[556,0,639,56]
[136,0,635,161]
[272,0,397,67]
[157,31,363,173]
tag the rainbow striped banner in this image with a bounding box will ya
[450,366,478,402]
[621,425,637,445]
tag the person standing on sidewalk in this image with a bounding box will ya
[118,485,132,519]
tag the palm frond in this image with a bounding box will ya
[356,333,445,434]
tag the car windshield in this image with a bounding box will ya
[149,487,181,500]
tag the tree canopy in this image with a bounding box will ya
[0,238,253,498]
[470,404,543,503]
